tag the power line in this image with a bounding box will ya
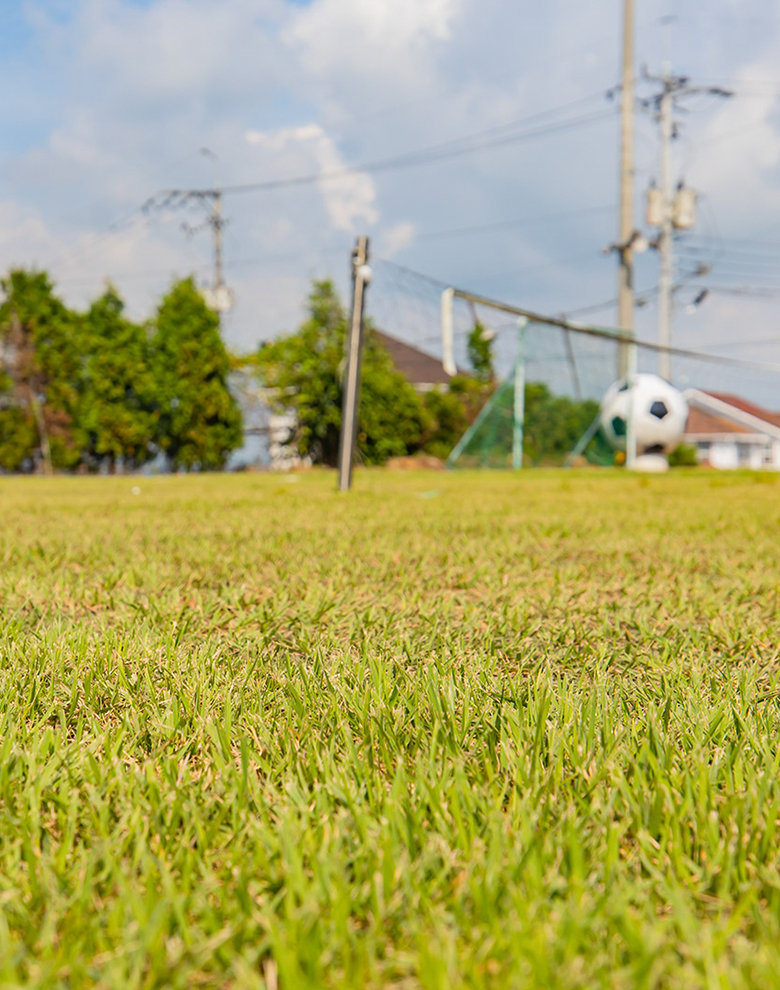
[562,287,660,319]
[706,285,780,298]
[47,96,616,283]
[144,100,614,207]
[684,234,780,253]
[414,204,615,242]
[46,210,150,274]
[230,110,615,194]
[341,25,656,129]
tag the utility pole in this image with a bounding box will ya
[617,0,635,376]
[142,185,233,314]
[337,237,371,492]
[657,80,674,381]
[211,191,225,294]
[642,74,730,381]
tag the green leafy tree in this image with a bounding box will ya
[411,324,498,463]
[450,380,610,468]
[440,376,615,468]
[77,286,157,471]
[421,373,498,461]
[422,387,470,461]
[256,280,430,466]
[0,399,37,472]
[467,321,495,383]
[151,278,242,470]
[0,269,81,471]
[522,383,605,465]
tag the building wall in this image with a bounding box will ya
[708,442,738,470]
[694,439,780,470]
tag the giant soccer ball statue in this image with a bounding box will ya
[599,374,688,471]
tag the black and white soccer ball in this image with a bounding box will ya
[599,374,688,456]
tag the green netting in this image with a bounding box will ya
[446,315,622,469]
[369,259,780,472]
[447,375,614,469]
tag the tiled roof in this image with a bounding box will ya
[704,392,780,429]
[685,407,751,436]
[374,330,454,386]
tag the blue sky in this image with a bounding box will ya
[1,0,780,396]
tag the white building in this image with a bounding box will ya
[683,389,780,470]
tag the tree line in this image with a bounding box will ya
[0,271,606,474]
[0,271,242,473]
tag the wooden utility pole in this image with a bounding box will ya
[337,236,371,492]
[657,80,674,382]
[617,0,635,377]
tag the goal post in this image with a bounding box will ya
[440,287,456,377]
[437,285,631,469]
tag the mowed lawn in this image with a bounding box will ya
[2,469,780,989]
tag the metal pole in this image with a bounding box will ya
[440,288,456,376]
[617,0,635,377]
[337,236,370,492]
[512,317,528,470]
[658,84,673,381]
[563,328,582,400]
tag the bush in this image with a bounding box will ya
[669,443,698,467]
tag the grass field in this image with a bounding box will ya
[2,469,780,989]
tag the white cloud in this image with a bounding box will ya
[378,220,417,257]
[0,201,60,269]
[689,61,780,228]
[2,0,780,366]
[287,0,458,76]
[63,0,287,103]
[245,123,377,232]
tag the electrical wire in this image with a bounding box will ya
[46,97,615,278]
[414,204,615,243]
[561,287,660,319]
[50,203,617,287]
[215,105,615,197]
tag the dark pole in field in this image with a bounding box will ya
[337,236,371,492]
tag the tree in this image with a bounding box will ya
[522,383,604,464]
[256,280,431,466]
[421,387,470,461]
[76,286,157,471]
[0,269,81,471]
[151,278,242,470]
[467,321,495,383]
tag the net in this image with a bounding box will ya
[369,260,624,468]
[368,258,780,471]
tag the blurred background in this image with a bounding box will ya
[2,0,778,363]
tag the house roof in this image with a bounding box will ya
[374,330,455,386]
[703,392,780,429]
[683,389,780,441]
[685,407,751,436]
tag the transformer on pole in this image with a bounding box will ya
[641,71,731,382]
